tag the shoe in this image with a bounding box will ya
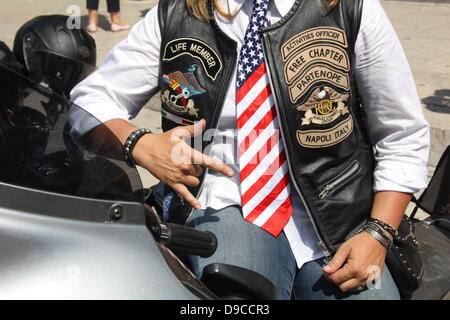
[111,23,131,32]
[86,23,98,33]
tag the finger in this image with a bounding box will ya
[325,262,354,285]
[180,164,203,177]
[171,183,201,209]
[173,119,206,140]
[338,278,366,293]
[191,149,234,177]
[193,164,204,176]
[323,245,350,274]
[181,175,201,188]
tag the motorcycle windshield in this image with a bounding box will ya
[35,50,97,97]
[0,64,144,203]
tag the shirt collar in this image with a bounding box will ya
[215,0,296,18]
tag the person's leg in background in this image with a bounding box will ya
[86,0,99,33]
[186,206,298,300]
[107,0,130,32]
[292,257,401,300]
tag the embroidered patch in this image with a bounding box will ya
[282,27,348,62]
[163,38,223,81]
[284,44,350,85]
[281,27,350,104]
[295,86,353,148]
[161,64,206,118]
[161,109,194,126]
[288,64,349,103]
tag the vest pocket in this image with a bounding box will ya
[318,160,361,199]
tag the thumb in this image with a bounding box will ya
[323,246,350,274]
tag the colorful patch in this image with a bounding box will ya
[162,38,222,81]
[161,110,194,126]
[295,86,353,148]
[161,64,206,118]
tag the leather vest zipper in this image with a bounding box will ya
[318,160,360,199]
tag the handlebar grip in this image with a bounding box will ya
[160,223,218,258]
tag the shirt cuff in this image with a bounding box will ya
[373,159,429,194]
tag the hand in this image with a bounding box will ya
[132,119,234,209]
[322,231,388,292]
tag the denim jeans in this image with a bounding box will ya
[186,205,400,300]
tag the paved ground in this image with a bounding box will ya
[1,0,449,210]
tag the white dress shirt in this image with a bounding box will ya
[71,0,430,268]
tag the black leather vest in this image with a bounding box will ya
[154,0,375,257]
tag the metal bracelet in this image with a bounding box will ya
[123,128,152,167]
[363,224,392,249]
[366,222,393,242]
[367,222,393,241]
[368,218,398,238]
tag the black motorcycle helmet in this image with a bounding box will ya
[13,15,97,98]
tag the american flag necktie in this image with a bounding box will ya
[236,0,293,237]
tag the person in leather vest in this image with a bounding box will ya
[71,0,430,299]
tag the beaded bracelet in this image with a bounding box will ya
[123,128,152,167]
[368,218,398,238]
